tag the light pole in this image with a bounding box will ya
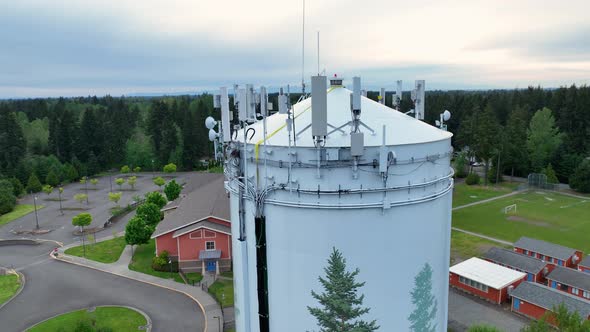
[168,257,172,274]
[58,186,64,215]
[33,194,39,230]
[213,316,221,332]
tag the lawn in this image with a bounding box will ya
[184,272,203,285]
[0,204,44,227]
[450,230,510,264]
[453,182,520,207]
[0,274,21,305]
[64,236,127,263]
[208,278,234,308]
[27,306,146,332]
[128,239,184,283]
[452,190,590,252]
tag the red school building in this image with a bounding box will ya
[449,257,526,304]
[513,237,583,269]
[546,266,590,301]
[152,173,231,275]
[483,247,550,284]
[511,282,590,324]
[579,256,590,274]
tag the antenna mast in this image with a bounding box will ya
[301,0,305,94]
[317,30,320,75]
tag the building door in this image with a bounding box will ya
[206,260,217,272]
[514,298,520,310]
[551,281,557,288]
[527,273,534,282]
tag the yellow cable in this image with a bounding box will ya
[254,86,336,161]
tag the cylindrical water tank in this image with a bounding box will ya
[226,84,453,331]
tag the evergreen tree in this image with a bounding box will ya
[473,106,501,185]
[542,164,559,184]
[45,169,60,186]
[503,107,529,178]
[181,107,199,170]
[26,173,42,193]
[0,106,26,172]
[0,179,16,214]
[308,247,379,332]
[570,159,590,193]
[77,108,98,162]
[408,263,438,332]
[64,163,79,183]
[86,152,99,176]
[8,178,24,197]
[527,108,563,172]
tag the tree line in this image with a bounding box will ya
[1,84,590,198]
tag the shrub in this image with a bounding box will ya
[152,250,178,272]
[133,166,141,173]
[164,180,182,201]
[121,165,131,174]
[453,152,468,178]
[0,183,16,214]
[163,163,177,173]
[465,173,480,185]
[570,159,590,193]
[468,325,502,332]
[542,163,559,184]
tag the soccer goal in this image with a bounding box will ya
[504,204,517,214]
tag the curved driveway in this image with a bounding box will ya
[0,242,204,332]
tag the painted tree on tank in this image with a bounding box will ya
[408,263,437,332]
[308,247,379,332]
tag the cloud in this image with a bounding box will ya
[1,0,590,98]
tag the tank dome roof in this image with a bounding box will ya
[242,86,452,148]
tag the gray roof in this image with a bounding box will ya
[483,247,547,274]
[172,219,231,238]
[547,266,590,292]
[514,237,578,261]
[199,250,221,260]
[512,282,590,318]
[580,256,590,268]
[153,173,230,238]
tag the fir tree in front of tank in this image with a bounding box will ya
[408,263,438,332]
[307,247,379,332]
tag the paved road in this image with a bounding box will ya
[0,243,204,331]
[448,288,528,332]
[0,172,190,245]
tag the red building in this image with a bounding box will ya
[152,173,231,275]
[511,282,590,324]
[513,237,583,268]
[546,266,590,301]
[449,257,526,304]
[579,256,590,274]
[484,247,550,283]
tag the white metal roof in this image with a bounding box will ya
[241,86,452,148]
[450,257,526,289]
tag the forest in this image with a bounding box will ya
[0,84,589,203]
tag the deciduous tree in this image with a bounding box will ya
[527,108,563,172]
[164,180,181,201]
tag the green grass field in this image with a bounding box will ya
[452,182,520,207]
[27,306,146,332]
[450,230,510,264]
[208,278,234,307]
[0,204,44,227]
[0,274,21,305]
[64,236,127,263]
[453,190,590,252]
[128,239,184,283]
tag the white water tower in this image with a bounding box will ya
[221,76,453,331]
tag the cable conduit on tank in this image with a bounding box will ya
[264,180,453,209]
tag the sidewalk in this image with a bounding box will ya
[54,239,222,332]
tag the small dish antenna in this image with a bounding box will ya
[205,116,217,130]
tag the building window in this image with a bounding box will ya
[584,291,590,299]
[458,276,488,293]
[539,254,545,260]
[524,250,529,255]
[206,241,215,251]
[572,288,579,295]
[560,284,568,291]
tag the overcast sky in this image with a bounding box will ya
[1,0,589,98]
